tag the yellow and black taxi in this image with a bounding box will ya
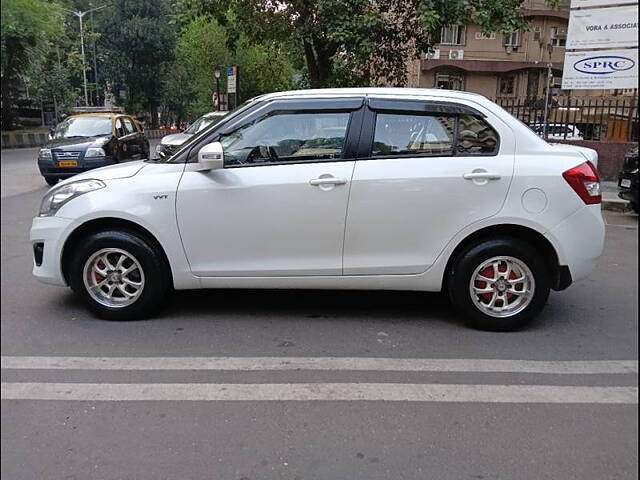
[37,109,150,186]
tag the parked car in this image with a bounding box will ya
[30,88,605,331]
[531,123,584,140]
[37,111,150,186]
[155,111,228,160]
[618,145,639,213]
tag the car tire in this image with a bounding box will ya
[447,237,550,331]
[68,230,172,320]
[44,176,58,186]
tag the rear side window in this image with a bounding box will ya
[369,107,499,158]
[372,114,455,157]
[456,114,499,155]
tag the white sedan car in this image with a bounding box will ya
[30,88,605,331]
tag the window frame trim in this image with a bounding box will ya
[357,101,501,160]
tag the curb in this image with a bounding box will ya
[602,198,630,212]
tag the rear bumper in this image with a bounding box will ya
[545,204,605,285]
[29,216,74,286]
[38,156,116,178]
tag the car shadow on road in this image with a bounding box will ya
[158,288,466,327]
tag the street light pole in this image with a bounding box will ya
[62,5,106,107]
[214,67,221,111]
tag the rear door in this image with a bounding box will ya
[343,97,515,275]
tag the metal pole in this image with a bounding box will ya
[216,77,220,111]
[78,12,89,106]
[91,8,99,105]
[542,63,552,140]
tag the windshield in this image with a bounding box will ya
[184,114,226,135]
[54,116,112,139]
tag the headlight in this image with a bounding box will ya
[39,179,106,217]
[39,148,52,159]
[85,147,106,158]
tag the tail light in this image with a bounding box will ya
[562,161,601,205]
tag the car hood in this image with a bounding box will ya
[161,132,192,146]
[56,160,147,188]
[548,143,598,167]
[47,136,109,150]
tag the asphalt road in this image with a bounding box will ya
[1,145,638,479]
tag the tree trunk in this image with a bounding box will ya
[303,38,333,88]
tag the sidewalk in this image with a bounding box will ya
[601,181,633,213]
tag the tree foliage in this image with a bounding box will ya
[177,0,557,88]
[1,0,63,128]
[98,0,175,126]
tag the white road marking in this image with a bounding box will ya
[1,356,637,374]
[1,382,637,403]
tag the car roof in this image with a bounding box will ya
[67,113,122,119]
[257,87,489,102]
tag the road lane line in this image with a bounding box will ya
[1,382,636,403]
[1,357,637,374]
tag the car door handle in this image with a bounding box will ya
[309,177,348,186]
[463,172,502,180]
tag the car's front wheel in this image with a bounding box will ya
[447,238,550,331]
[68,230,171,320]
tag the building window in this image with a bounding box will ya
[435,72,464,90]
[551,27,567,47]
[503,31,521,47]
[440,25,466,45]
[498,75,517,96]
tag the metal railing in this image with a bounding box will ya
[492,96,639,142]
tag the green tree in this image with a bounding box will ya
[165,16,293,118]
[1,0,63,129]
[178,0,557,88]
[98,0,174,126]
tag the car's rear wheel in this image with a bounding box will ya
[44,176,58,186]
[68,230,171,320]
[448,237,550,331]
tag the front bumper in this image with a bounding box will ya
[38,156,116,178]
[545,204,605,285]
[29,216,74,286]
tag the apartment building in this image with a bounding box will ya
[412,0,573,98]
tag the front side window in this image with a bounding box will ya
[456,114,499,155]
[123,117,136,134]
[220,112,350,166]
[372,114,455,157]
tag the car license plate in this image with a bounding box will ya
[620,178,632,188]
[58,160,78,167]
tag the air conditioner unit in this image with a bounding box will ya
[425,49,441,60]
[448,49,464,60]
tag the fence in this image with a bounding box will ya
[493,97,639,142]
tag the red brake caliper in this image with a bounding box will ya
[95,259,105,282]
[477,266,495,302]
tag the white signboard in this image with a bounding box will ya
[571,0,637,8]
[567,5,639,49]
[561,48,638,89]
[227,66,237,94]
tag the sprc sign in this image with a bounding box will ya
[562,49,638,89]
[573,55,636,75]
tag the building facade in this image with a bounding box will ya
[414,0,578,98]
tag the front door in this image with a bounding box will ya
[176,108,359,277]
[343,98,514,275]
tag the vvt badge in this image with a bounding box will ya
[574,56,636,75]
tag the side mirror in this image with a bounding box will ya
[196,141,224,171]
